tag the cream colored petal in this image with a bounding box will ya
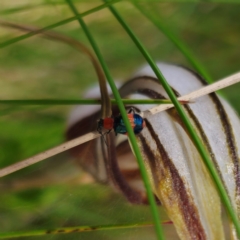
[120,62,240,239]
[67,62,240,239]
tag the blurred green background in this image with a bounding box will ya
[0,0,239,239]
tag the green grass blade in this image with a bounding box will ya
[105,1,240,238]
[0,0,96,15]
[0,222,156,239]
[0,99,172,105]
[133,2,213,83]
[65,1,164,239]
[0,0,122,48]
[0,4,45,15]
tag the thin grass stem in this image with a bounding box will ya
[65,1,164,239]
[0,99,173,105]
[0,3,46,15]
[0,72,239,178]
[0,221,173,239]
[0,0,99,15]
[0,0,122,48]
[133,2,213,83]
[147,71,240,116]
[1,72,239,106]
[0,131,100,178]
[105,2,240,237]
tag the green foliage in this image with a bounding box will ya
[0,0,240,239]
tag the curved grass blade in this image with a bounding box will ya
[0,20,111,118]
[0,0,122,49]
[65,0,164,239]
[104,1,240,238]
[133,2,213,84]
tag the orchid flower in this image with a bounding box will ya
[67,63,240,240]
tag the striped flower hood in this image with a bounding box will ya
[66,62,240,240]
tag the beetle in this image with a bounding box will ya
[97,108,145,135]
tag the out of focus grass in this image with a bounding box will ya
[0,1,239,239]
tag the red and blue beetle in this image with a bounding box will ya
[97,108,145,135]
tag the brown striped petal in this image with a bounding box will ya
[66,63,240,240]
[120,62,240,239]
